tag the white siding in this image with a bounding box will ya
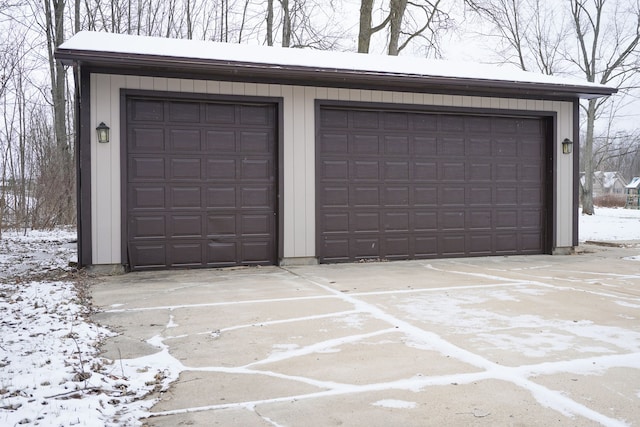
[90,74,574,264]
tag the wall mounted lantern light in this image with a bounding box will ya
[96,122,110,143]
[562,138,573,154]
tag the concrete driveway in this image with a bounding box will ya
[91,244,640,426]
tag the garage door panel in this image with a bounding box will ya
[440,187,465,206]
[384,186,409,206]
[169,129,201,151]
[414,212,437,231]
[441,235,465,255]
[384,161,409,180]
[414,187,437,206]
[319,133,348,153]
[469,163,492,181]
[317,107,548,263]
[353,110,379,129]
[414,162,437,181]
[170,214,202,237]
[468,187,492,206]
[352,212,380,232]
[168,101,200,122]
[353,161,379,180]
[131,99,163,121]
[127,98,276,270]
[206,187,236,208]
[205,103,235,124]
[207,241,237,265]
[207,214,237,236]
[438,137,465,156]
[169,242,203,266]
[494,138,518,156]
[321,160,348,180]
[496,187,517,205]
[241,186,272,208]
[206,130,236,151]
[468,137,492,156]
[353,135,379,154]
[441,211,465,230]
[440,162,465,181]
[384,112,409,130]
[129,215,165,238]
[413,136,437,155]
[322,187,349,207]
[414,236,437,256]
[383,212,409,232]
[385,237,409,258]
[171,187,201,208]
[322,213,349,233]
[384,136,409,154]
[130,128,164,151]
[240,104,273,125]
[206,159,237,180]
[353,237,380,258]
[170,158,202,180]
[241,241,274,263]
[241,214,272,236]
[129,243,166,267]
[129,186,166,209]
[240,131,272,152]
[352,186,379,206]
[130,157,166,180]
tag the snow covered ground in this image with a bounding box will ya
[0,207,638,425]
[579,207,640,242]
[0,229,172,426]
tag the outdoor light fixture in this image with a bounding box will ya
[96,122,110,143]
[562,138,573,154]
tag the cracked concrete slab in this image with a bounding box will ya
[92,245,640,426]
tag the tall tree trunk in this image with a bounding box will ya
[582,99,597,214]
[358,0,374,53]
[387,0,407,55]
[267,0,274,46]
[281,0,291,47]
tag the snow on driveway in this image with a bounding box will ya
[1,207,639,425]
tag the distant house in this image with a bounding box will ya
[581,171,627,197]
[625,177,640,209]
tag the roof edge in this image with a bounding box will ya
[55,48,618,100]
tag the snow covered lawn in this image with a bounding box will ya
[0,229,169,426]
[579,207,640,242]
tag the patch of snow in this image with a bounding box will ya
[0,229,173,426]
[579,207,640,242]
[371,399,417,409]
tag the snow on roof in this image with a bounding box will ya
[59,31,611,91]
[626,177,640,189]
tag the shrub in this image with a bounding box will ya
[594,194,626,208]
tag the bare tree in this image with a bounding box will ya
[358,0,453,56]
[569,0,640,214]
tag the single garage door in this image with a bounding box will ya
[126,96,277,270]
[317,106,550,263]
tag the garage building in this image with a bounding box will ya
[55,31,615,271]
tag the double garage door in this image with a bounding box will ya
[125,96,549,269]
[317,106,550,263]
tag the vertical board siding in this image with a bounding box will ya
[91,74,574,264]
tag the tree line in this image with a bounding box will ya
[0,0,638,235]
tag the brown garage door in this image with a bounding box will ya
[317,106,550,263]
[126,96,277,270]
